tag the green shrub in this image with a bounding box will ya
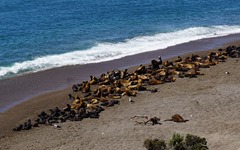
[143,133,208,150]
[185,134,208,150]
[143,138,167,150]
[168,133,184,149]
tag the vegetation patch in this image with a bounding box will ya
[144,133,208,150]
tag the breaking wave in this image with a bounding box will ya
[1,25,240,78]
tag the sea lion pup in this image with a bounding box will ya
[100,100,119,107]
[113,70,122,80]
[22,119,32,130]
[148,88,158,93]
[68,94,75,101]
[144,116,161,125]
[72,84,79,92]
[32,122,39,127]
[49,107,62,118]
[13,124,23,131]
[13,119,33,131]
[228,49,240,58]
[63,104,71,112]
[37,111,49,121]
[164,114,189,123]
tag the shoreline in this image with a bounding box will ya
[1,33,240,113]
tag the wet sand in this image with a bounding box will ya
[0,35,240,150]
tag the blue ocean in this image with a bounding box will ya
[1,0,240,79]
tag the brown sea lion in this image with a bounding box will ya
[174,56,183,62]
[89,76,98,85]
[164,114,189,123]
[82,81,91,93]
[190,54,201,61]
[148,79,164,85]
[71,98,87,110]
[122,87,137,96]
[135,64,146,74]
[128,83,147,91]
[119,79,132,87]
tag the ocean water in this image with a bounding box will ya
[1,0,240,79]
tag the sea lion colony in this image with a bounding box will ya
[13,45,240,131]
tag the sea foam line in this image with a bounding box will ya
[1,25,240,78]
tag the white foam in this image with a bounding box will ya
[1,25,240,78]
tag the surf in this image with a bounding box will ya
[1,25,240,79]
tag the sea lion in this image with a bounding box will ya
[174,56,183,62]
[89,76,98,85]
[148,79,164,85]
[164,114,189,123]
[131,115,161,125]
[151,56,162,70]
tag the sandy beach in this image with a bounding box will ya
[1,35,240,150]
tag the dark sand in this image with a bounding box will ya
[0,34,240,150]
